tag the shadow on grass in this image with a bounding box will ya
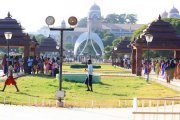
[99,82,112,86]
[112,93,128,97]
[18,92,40,98]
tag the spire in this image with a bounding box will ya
[158,14,161,20]
[7,12,12,18]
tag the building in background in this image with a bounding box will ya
[38,3,143,44]
[161,6,180,18]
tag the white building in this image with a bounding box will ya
[161,6,180,18]
[38,3,143,45]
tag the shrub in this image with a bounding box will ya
[70,64,101,69]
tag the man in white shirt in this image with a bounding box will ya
[85,59,93,92]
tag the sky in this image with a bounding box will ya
[0,0,179,33]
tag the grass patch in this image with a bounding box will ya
[0,73,179,107]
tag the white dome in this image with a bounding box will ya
[161,10,168,18]
[169,6,179,14]
[90,3,100,11]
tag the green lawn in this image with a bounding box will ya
[0,63,179,107]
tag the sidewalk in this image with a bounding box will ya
[148,72,180,92]
[0,104,134,120]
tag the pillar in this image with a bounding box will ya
[174,50,180,59]
[24,45,30,57]
[136,47,142,76]
[131,49,136,74]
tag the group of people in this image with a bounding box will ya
[142,58,180,83]
[1,54,94,92]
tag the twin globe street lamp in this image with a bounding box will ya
[45,16,77,107]
[145,34,153,82]
[4,32,13,61]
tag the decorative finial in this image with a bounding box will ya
[7,12,12,18]
[158,14,161,20]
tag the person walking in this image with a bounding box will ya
[85,59,93,92]
[1,61,19,92]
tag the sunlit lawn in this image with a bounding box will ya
[63,63,131,74]
[0,63,179,107]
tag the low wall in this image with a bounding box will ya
[56,74,101,83]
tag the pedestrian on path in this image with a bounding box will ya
[85,59,93,92]
[1,61,19,92]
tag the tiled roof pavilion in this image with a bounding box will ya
[129,15,180,76]
[0,12,38,57]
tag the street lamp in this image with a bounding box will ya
[113,47,117,66]
[45,16,77,107]
[114,46,117,51]
[145,34,153,82]
[4,32,12,61]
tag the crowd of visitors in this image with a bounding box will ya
[113,58,131,69]
[142,58,180,83]
[1,54,60,77]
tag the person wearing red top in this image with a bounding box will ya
[1,61,19,92]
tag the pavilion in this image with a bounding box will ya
[112,37,131,66]
[0,12,38,57]
[38,35,58,58]
[129,15,180,76]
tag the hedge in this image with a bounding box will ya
[70,64,101,69]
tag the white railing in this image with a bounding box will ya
[133,97,180,120]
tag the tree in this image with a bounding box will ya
[104,45,113,59]
[103,34,115,47]
[118,14,126,24]
[163,18,180,35]
[105,14,120,23]
[112,37,123,46]
[34,34,46,43]
[77,17,87,27]
[131,24,147,41]
[126,14,137,24]
[104,13,137,24]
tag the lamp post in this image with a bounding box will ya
[145,34,153,82]
[45,16,77,107]
[113,47,117,66]
[4,32,12,61]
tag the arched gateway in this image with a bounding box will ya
[129,16,180,76]
[0,12,38,57]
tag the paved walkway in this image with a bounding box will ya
[0,104,134,120]
[148,72,180,92]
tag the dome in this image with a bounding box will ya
[90,3,100,11]
[169,6,179,13]
[161,10,168,18]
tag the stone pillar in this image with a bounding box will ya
[24,45,30,57]
[131,49,136,74]
[136,47,142,76]
[174,50,180,59]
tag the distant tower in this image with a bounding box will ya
[161,10,168,18]
[169,6,180,18]
[88,3,102,31]
[74,3,104,57]
[61,20,66,28]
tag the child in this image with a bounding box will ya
[1,61,19,92]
